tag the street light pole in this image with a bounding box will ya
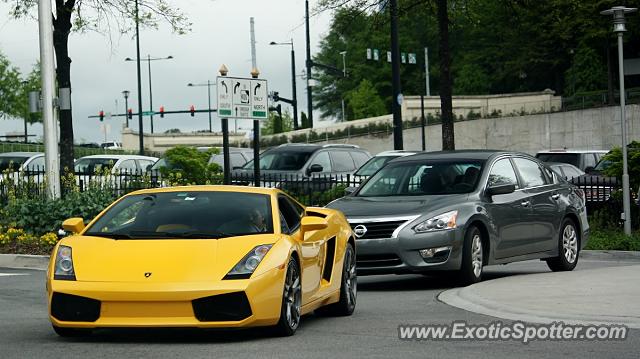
[340,51,347,122]
[305,0,313,128]
[390,0,404,150]
[601,6,637,236]
[187,81,215,132]
[122,90,130,128]
[126,54,173,135]
[270,40,299,129]
[134,0,143,155]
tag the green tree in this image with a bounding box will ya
[3,1,190,171]
[347,79,386,119]
[300,112,310,129]
[603,141,640,192]
[262,109,294,135]
[564,44,607,95]
[160,146,221,186]
[0,52,41,124]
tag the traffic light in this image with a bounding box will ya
[160,106,165,118]
[190,105,195,117]
[99,110,104,122]
[127,108,133,119]
[272,91,280,102]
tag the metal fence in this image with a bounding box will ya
[0,169,363,207]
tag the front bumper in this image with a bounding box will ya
[48,266,285,329]
[350,219,465,275]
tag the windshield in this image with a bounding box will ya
[594,159,611,171]
[74,158,118,174]
[243,150,313,171]
[150,158,168,171]
[0,156,29,171]
[535,153,579,167]
[84,191,274,239]
[355,156,397,176]
[357,160,484,197]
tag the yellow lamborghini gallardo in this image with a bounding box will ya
[47,186,356,337]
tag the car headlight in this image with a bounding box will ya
[224,244,273,279]
[413,211,458,233]
[54,245,76,280]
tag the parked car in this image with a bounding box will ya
[326,150,589,284]
[233,144,371,189]
[100,141,123,150]
[547,162,585,180]
[0,152,45,186]
[354,150,419,178]
[209,147,255,169]
[535,149,607,172]
[74,154,158,190]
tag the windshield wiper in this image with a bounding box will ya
[84,232,133,239]
[125,230,233,239]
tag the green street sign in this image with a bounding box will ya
[142,111,155,116]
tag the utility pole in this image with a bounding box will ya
[250,17,258,134]
[305,0,314,128]
[37,0,60,199]
[390,0,403,150]
[340,51,347,122]
[135,0,144,155]
[424,47,431,96]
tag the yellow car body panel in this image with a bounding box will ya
[47,185,354,329]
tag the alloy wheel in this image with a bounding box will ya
[344,247,357,309]
[562,224,578,264]
[471,234,483,278]
[283,263,301,330]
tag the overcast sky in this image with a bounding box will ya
[0,0,333,144]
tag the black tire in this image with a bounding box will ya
[458,226,484,286]
[274,257,302,337]
[52,325,91,338]
[316,243,357,317]
[546,218,579,272]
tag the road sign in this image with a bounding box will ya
[251,79,268,119]
[217,78,233,116]
[217,76,269,120]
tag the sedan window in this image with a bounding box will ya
[488,159,519,188]
[358,160,483,197]
[513,158,547,188]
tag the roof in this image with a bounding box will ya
[272,143,322,153]
[375,150,420,157]
[127,185,280,196]
[76,154,159,160]
[536,149,608,154]
[0,152,43,157]
[397,150,515,162]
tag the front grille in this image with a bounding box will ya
[51,292,101,322]
[192,292,252,322]
[357,253,402,268]
[350,220,406,239]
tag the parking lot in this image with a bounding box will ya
[1,257,638,359]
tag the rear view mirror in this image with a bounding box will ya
[306,164,323,176]
[487,183,516,196]
[584,166,594,174]
[62,217,85,234]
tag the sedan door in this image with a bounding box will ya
[484,157,534,259]
[512,157,561,254]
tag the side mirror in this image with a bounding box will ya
[62,217,85,234]
[301,216,328,234]
[344,186,357,196]
[584,166,594,174]
[487,183,516,196]
[307,164,323,176]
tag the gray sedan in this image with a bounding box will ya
[326,150,589,284]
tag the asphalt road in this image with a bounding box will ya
[1,258,638,359]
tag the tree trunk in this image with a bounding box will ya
[437,0,454,150]
[53,1,75,174]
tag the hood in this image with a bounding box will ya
[326,194,468,218]
[62,234,277,282]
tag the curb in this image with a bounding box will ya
[581,250,640,261]
[0,254,49,271]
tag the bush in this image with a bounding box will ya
[159,146,222,186]
[0,225,61,255]
[585,229,640,251]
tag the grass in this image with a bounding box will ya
[584,228,640,251]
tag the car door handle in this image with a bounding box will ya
[551,194,560,200]
[521,201,531,207]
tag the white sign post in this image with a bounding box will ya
[217,76,268,120]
